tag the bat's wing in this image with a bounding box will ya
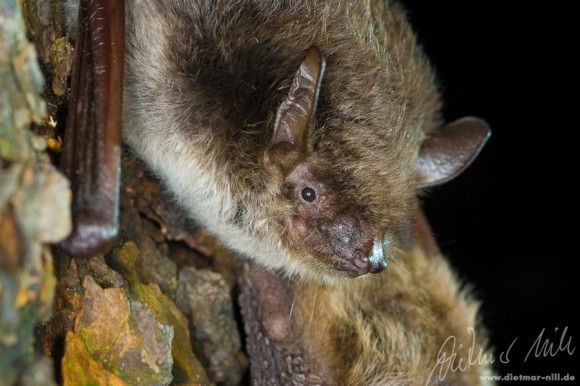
[60,0,125,257]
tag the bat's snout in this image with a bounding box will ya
[352,240,387,274]
[342,239,387,277]
[319,216,388,277]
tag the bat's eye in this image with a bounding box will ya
[300,187,317,203]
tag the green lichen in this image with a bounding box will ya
[62,331,126,386]
[127,282,211,385]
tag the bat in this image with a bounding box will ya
[58,0,494,383]
[61,0,489,285]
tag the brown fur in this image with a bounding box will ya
[122,0,441,282]
[295,247,494,385]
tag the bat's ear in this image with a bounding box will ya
[270,46,326,154]
[416,117,491,188]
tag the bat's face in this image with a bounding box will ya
[259,47,396,280]
[260,45,490,282]
[281,161,388,278]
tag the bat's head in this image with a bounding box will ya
[264,47,490,282]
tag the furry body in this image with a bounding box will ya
[122,0,440,282]
[294,247,494,385]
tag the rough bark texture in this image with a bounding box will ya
[34,153,249,386]
[239,263,327,385]
[1,1,66,385]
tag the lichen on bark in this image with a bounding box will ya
[1,1,69,385]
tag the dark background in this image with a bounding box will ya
[403,0,576,382]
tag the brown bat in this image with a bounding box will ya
[60,0,493,383]
[62,0,489,283]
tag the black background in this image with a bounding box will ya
[403,0,576,382]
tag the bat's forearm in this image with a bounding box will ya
[60,0,124,257]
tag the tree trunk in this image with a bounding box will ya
[1,0,65,384]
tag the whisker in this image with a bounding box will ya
[308,288,318,331]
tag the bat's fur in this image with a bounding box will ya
[295,247,494,385]
[122,0,441,283]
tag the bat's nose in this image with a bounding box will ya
[351,240,387,274]
[319,216,387,275]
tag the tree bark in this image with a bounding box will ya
[1,1,67,385]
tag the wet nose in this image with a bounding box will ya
[368,240,387,273]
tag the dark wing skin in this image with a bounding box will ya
[60,0,124,257]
